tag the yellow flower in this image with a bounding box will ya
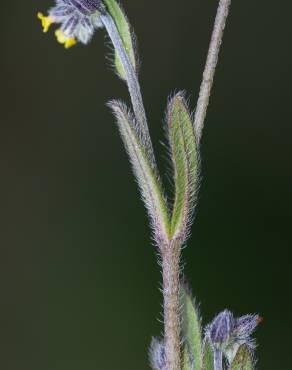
[37,12,54,33]
[55,29,77,49]
[37,1,104,48]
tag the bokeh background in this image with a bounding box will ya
[1,0,291,369]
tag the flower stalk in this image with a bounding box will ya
[105,0,233,368]
[214,349,223,370]
[100,12,156,165]
[194,0,232,142]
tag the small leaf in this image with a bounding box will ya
[201,339,214,370]
[229,345,254,370]
[167,92,199,241]
[103,0,138,80]
[181,285,202,370]
[109,100,170,244]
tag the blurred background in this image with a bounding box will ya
[1,0,291,369]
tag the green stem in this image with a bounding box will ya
[214,349,223,370]
[100,12,156,165]
[194,0,232,141]
[161,240,182,370]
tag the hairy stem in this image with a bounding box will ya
[194,0,232,141]
[214,349,223,370]
[100,13,155,163]
[161,241,182,370]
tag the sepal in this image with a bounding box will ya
[228,345,254,370]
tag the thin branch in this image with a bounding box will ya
[100,13,156,166]
[194,0,232,141]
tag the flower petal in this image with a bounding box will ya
[61,14,80,35]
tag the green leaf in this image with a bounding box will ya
[103,0,137,80]
[182,345,193,370]
[109,100,170,242]
[229,345,254,370]
[181,285,202,370]
[202,339,214,370]
[167,92,199,240]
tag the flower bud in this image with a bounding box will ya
[205,310,261,365]
[206,310,235,351]
[149,338,167,370]
[234,314,261,341]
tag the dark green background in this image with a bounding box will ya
[1,0,291,369]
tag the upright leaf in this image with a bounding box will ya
[109,100,170,244]
[167,92,199,241]
[103,0,138,80]
[202,338,214,370]
[181,285,202,370]
[182,345,193,370]
[229,345,254,370]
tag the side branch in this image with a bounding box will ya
[100,13,156,165]
[194,0,232,141]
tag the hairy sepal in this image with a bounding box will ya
[149,337,167,370]
[181,285,203,370]
[109,100,170,244]
[228,345,254,370]
[103,0,138,80]
[167,92,199,241]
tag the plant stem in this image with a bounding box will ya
[194,0,232,141]
[100,13,155,163]
[214,349,223,370]
[161,240,182,370]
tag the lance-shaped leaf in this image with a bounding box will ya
[180,285,203,370]
[201,338,214,370]
[103,0,138,80]
[229,345,254,370]
[167,92,199,240]
[182,345,192,370]
[109,100,170,244]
